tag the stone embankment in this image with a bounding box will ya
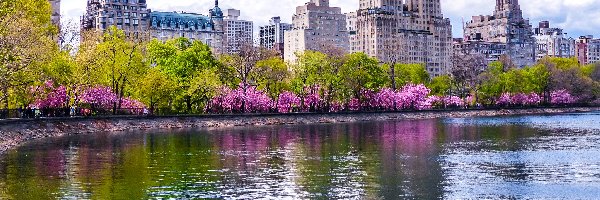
[1,107,598,153]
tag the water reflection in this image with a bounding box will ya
[0,112,599,199]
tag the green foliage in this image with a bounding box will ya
[254,57,290,99]
[0,1,56,108]
[147,37,220,112]
[135,68,176,110]
[339,52,387,98]
[386,63,430,87]
[428,75,452,96]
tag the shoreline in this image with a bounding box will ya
[0,107,598,154]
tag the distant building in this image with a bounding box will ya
[81,0,226,53]
[464,0,536,67]
[284,0,349,63]
[345,11,358,53]
[147,1,226,53]
[533,21,575,61]
[49,0,60,28]
[576,36,600,65]
[352,0,453,77]
[80,0,150,38]
[223,9,253,54]
[259,17,292,56]
[453,38,507,63]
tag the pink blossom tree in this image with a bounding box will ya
[29,80,69,109]
[209,84,273,113]
[551,90,577,105]
[277,91,301,113]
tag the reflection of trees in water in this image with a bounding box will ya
[0,120,452,199]
[374,119,445,199]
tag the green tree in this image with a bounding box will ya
[254,57,290,100]
[95,26,148,109]
[339,52,387,100]
[428,75,452,96]
[147,37,220,112]
[135,68,176,112]
[0,7,55,108]
[386,63,430,87]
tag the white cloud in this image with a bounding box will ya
[61,0,600,38]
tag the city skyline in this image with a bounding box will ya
[61,0,600,38]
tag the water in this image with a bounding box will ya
[0,112,599,199]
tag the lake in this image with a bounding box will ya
[0,112,599,199]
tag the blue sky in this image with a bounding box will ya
[61,0,600,38]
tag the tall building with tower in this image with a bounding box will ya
[350,0,453,77]
[284,0,350,63]
[463,0,536,67]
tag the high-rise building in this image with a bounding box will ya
[346,11,358,53]
[576,36,600,65]
[352,0,453,77]
[464,0,536,67]
[49,0,60,28]
[223,9,253,54]
[147,1,225,53]
[259,17,292,56]
[284,0,349,63]
[80,0,150,38]
[533,21,575,61]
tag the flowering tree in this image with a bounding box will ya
[443,96,465,108]
[496,93,512,106]
[348,98,361,111]
[29,80,69,109]
[80,86,118,109]
[277,91,300,113]
[302,85,323,112]
[551,90,577,105]
[209,84,273,113]
[400,84,431,109]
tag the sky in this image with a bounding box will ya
[61,0,600,38]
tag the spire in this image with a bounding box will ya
[215,0,219,7]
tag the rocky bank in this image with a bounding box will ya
[1,107,598,153]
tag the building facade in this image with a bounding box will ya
[464,0,536,67]
[49,0,61,28]
[222,9,253,54]
[81,0,225,53]
[576,36,600,65]
[259,17,292,56]
[148,11,225,52]
[352,0,453,77]
[80,0,150,38]
[453,38,507,63]
[284,0,350,63]
[346,11,359,53]
[533,21,575,61]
